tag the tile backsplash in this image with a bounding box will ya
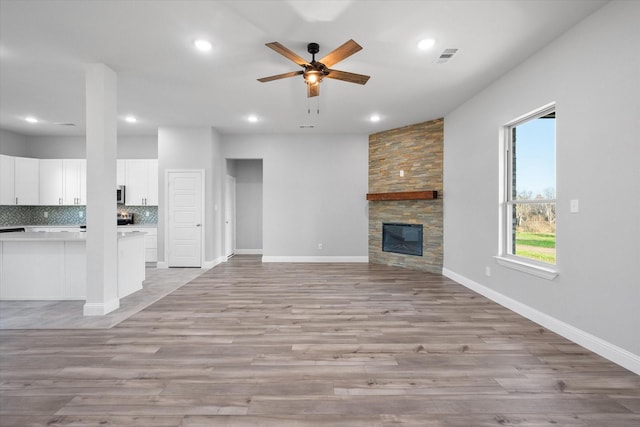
[0,205,157,226]
[116,204,158,224]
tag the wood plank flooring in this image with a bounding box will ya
[1,255,638,426]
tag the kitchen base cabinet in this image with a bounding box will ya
[119,227,157,262]
[0,232,145,300]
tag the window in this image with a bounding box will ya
[500,103,556,274]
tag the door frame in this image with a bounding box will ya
[225,174,236,259]
[163,169,205,268]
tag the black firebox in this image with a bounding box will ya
[382,223,423,256]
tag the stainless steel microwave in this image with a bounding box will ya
[116,186,126,204]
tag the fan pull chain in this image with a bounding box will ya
[306,96,320,115]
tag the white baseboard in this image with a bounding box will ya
[156,259,221,269]
[234,249,263,255]
[262,256,369,263]
[443,268,640,375]
[83,299,120,316]
[203,256,226,268]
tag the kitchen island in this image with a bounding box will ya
[0,231,145,300]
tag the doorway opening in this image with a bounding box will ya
[225,159,263,259]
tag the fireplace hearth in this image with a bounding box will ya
[382,223,423,256]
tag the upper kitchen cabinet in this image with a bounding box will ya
[39,159,64,205]
[14,157,39,205]
[125,159,158,206]
[39,159,86,205]
[63,159,86,205]
[0,155,15,205]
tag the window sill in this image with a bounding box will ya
[494,256,559,280]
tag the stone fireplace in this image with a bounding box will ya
[368,118,443,273]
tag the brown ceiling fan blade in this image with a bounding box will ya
[257,70,304,83]
[319,39,363,68]
[265,42,309,66]
[307,83,320,98]
[325,69,370,85]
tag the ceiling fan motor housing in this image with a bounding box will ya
[307,42,320,55]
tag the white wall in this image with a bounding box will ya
[0,129,29,157]
[117,135,158,159]
[0,132,157,159]
[443,0,640,370]
[234,159,263,252]
[158,127,223,265]
[223,134,368,260]
[23,135,85,158]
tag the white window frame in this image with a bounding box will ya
[495,102,559,280]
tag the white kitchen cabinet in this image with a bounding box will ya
[118,227,157,262]
[0,232,145,300]
[14,157,39,205]
[0,155,15,205]
[125,159,158,206]
[39,159,64,205]
[39,159,86,205]
[63,159,86,205]
[146,161,158,205]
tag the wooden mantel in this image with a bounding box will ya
[366,190,438,201]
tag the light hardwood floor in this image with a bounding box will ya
[1,255,638,426]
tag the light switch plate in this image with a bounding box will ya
[570,199,579,213]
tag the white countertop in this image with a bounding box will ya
[1,224,157,230]
[0,231,146,242]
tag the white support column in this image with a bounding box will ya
[84,63,119,316]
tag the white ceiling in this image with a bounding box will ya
[0,0,607,137]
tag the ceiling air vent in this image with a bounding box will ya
[54,122,76,127]
[436,48,458,64]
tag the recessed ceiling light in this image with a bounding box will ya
[417,38,436,50]
[370,114,381,123]
[248,115,258,123]
[25,116,38,123]
[125,116,137,123]
[194,39,212,52]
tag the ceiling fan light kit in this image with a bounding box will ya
[258,39,370,98]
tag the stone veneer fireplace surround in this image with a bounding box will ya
[368,118,443,273]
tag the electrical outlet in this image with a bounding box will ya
[79,211,84,218]
[318,243,323,250]
[145,211,150,217]
[43,211,48,218]
[485,266,491,277]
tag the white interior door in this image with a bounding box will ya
[168,171,203,267]
[225,175,236,258]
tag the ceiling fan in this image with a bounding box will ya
[257,39,370,97]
